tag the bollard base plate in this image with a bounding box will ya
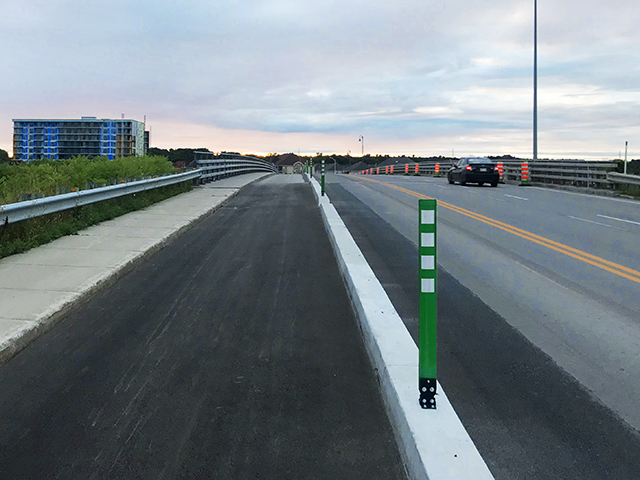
[419,378,437,409]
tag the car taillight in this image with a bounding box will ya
[465,165,472,171]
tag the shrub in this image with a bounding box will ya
[0,155,176,205]
[0,181,192,259]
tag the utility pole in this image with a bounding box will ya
[533,0,538,161]
[624,141,628,174]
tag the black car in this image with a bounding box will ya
[447,157,499,187]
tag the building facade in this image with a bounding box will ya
[12,117,148,161]
[274,153,304,174]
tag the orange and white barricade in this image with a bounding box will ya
[520,162,530,186]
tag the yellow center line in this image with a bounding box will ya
[353,176,640,285]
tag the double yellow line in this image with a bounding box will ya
[357,176,640,285]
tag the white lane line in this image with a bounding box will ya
[597,214,640,226]
[504,194,529,201]
[435,185,447,189]
[567,215,625,230]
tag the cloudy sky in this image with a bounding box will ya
[2,0,640,159]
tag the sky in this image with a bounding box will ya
[2,0,640,160]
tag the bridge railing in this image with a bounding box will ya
[1,154,277,225]
[194,152,277,183]
[501,161,616,188]
[360,160,635,191]
[1,170,201,225]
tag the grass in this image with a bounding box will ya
[0,155,177,205]
[0,181,192,260]
[616,183,640,199]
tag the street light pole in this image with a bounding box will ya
[533,0,538,161]
[624,141,628,174]
[329,156,336,173]
[359,135,364,156]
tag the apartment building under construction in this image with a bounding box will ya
[12,117,149,161]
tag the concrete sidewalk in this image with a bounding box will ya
[0,173,270,364]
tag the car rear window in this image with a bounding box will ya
[469,158,494,164]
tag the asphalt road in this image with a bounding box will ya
[0,175,407,480]
[325,172,640,480]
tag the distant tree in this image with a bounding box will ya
[613,159,640,175]
[148,147,210,165]
[0,148,9,164]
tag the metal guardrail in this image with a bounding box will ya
[362,159,625,190]
[359,161,454,176]
[501,161,615,188]
[608,172,640,186]
[1,154,278,225]
[1,170,202,225]
[194,152,277,183]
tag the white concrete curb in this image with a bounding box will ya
[309,177,494,480]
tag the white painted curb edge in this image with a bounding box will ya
[309,177,494,480]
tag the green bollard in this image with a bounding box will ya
[418,199,437,409]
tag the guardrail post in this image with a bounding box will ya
[520,162,530,186]
[419,199,437,409]
[497,162,504,183]
[321,159,326,195]
[434,163,440,177]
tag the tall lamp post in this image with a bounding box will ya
[533,0,538,161]
[359,135,364,156]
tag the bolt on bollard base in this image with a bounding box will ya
[419,378,437,409]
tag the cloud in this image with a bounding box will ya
[2,0,640,159]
